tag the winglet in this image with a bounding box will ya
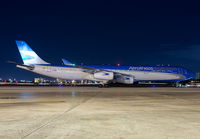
[62,58,73,66]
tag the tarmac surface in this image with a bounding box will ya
[0,87,200,139]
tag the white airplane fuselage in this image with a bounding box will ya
[17,64,189,82]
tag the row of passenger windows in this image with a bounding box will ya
[125,68,187,74]
[43,67,77,71]
[42,67,188,74]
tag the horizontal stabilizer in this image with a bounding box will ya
[8,61,34,70]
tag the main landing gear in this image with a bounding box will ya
[98,83,110,88]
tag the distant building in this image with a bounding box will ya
[56,78,66,84]
[195,72,200,80]
[34,78,44,83]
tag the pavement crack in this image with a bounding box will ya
[21,92,98,139]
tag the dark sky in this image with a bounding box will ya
[1,1,200,80]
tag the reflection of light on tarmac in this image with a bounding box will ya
[71,92,78,98]
[19,92,35,99]
[116,92,121,98]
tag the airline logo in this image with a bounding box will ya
[129,67,153,71]
[104,73,110,76]
[20,51,37,61]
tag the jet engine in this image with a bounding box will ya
[94,71,114,80]
[115,75,134,84]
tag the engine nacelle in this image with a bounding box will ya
[115,75,134,84]
[94,71,114,80]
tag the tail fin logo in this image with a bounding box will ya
[21,53,35,61]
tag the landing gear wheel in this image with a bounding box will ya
[98,84,104,88]
[104,84,109,88]
[98,84,109,88]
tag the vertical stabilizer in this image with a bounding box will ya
[16,41,49,65]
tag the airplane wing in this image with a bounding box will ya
[75,64,135,84]
[62,59,133,77]
[62,58,98,73]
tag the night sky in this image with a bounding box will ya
[1,1,200,80]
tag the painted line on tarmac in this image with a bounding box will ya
[0,101,66,105]
[21,92,99,139]
[121,96,173,101]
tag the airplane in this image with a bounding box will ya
[9,40,195,86]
